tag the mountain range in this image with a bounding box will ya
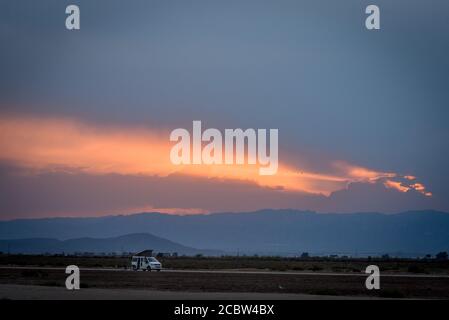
[0,233,219,255]
[1,210,448,256]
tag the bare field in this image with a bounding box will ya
[2,254,449,275]
[0,284,373,300]
[1,267,449,299]
[1,255,449,299]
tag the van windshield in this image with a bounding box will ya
[148,257,158,262]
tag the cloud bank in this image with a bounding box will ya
[0,114,435,219]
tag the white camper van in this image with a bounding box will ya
[131,256,162,271]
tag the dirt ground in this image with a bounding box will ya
[0,283,376,300]
[2,255,449,275]
[1,267,448,299]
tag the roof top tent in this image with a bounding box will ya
[135,249,153,257]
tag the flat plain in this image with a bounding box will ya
[1,255,448,299]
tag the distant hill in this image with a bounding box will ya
[1,210,449,256]
[0,233,220,256]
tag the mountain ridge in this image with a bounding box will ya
[0,232,219,255]
[1,209,448,256]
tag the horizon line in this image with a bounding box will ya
[0,208,445,222]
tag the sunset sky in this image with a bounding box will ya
[1,0,448,219]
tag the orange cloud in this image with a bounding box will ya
[384,180,410,193]
[409,183,432,197]
[109,205,209,215]
[383,178,432,197]
[0,116,171,176]
[0,115,431,197]
[333,162,397,182]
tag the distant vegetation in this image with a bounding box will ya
[1,254,448,275]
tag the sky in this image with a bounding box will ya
[0,0,448,219]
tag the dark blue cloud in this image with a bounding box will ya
[1,0,448,211]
